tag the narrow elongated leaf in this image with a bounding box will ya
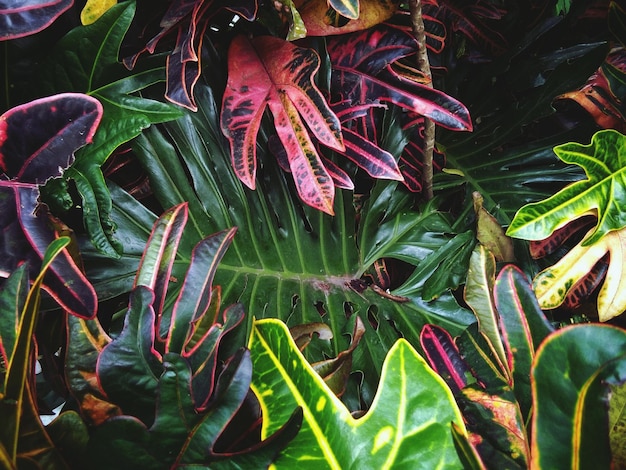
[249,318,466,468]
[327,24,472,131]
[96,287,163,424]
[0,0,73,40]
[221,34,344,214]
[124,0,259,110]
[531,324,626,470]
[507,130,626,246]
[168,228,237,353]
[0,237,70,465]
[494,265,553,419]
[0,265,28,369]
[134,203,188,322]
[88,350,301,469]
[420,323,472,395]
[464,245,509,380]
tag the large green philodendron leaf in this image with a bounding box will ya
[82,81,474,408]
[531,324,626,470]
[37,2,183,257]
[249,318,466,468]
[508,130,626,246]
[435,28,606,232]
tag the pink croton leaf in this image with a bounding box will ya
[221,35,344,214]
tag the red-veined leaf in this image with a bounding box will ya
[420,323,472,395]
[327,24,472,131]
[221,35,344,214]
[494,265,553,419]
[134,203,188,334]
[0,93,102,318]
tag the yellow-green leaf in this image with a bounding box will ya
[249,318,465,469]
[81,0,117,25]
[533,225,626,321]
[507,129,626,246]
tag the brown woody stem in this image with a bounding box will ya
[409,0,435,200]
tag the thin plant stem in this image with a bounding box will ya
[409,0,435,200]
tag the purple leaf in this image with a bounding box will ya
[0,93,102,183]
[328,24,472,131]
[0,0,73,41]
[420,323,472,396]
[0,93,102,318]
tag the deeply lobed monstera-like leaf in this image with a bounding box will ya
[80,81,475,412]
[249,317,466,468]
[0,93,101,318]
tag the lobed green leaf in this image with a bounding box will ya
[249,317,465,469]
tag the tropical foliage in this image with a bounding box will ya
[2,0,626,468]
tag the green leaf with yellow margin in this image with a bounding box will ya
[249,317,466,469]
[507,129,626,247]
[532,225,626,321]
[609,381,626,469]
[531,324,626,470]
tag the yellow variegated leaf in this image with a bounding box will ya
[81,0,117,25]
[533,226,626,321]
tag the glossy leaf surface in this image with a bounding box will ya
[508,130,626,246]
[532,224,626,321]
[38,2,183,256]
[531,324,626,469]
[0,0,73,40]
[296,0,399,36]
[249,318,465,468]
[464,245,509,380]
[0,237,72,467]
[83,82,475,410]
[221,34,344,214]
[327,24,472,132]
[0,93,101,318]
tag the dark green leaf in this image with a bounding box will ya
[531,324,626,469]
[38,2,183,256]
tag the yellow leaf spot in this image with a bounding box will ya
[372,426,394,454]
[316,396,326,412]
[81,0,117,25]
